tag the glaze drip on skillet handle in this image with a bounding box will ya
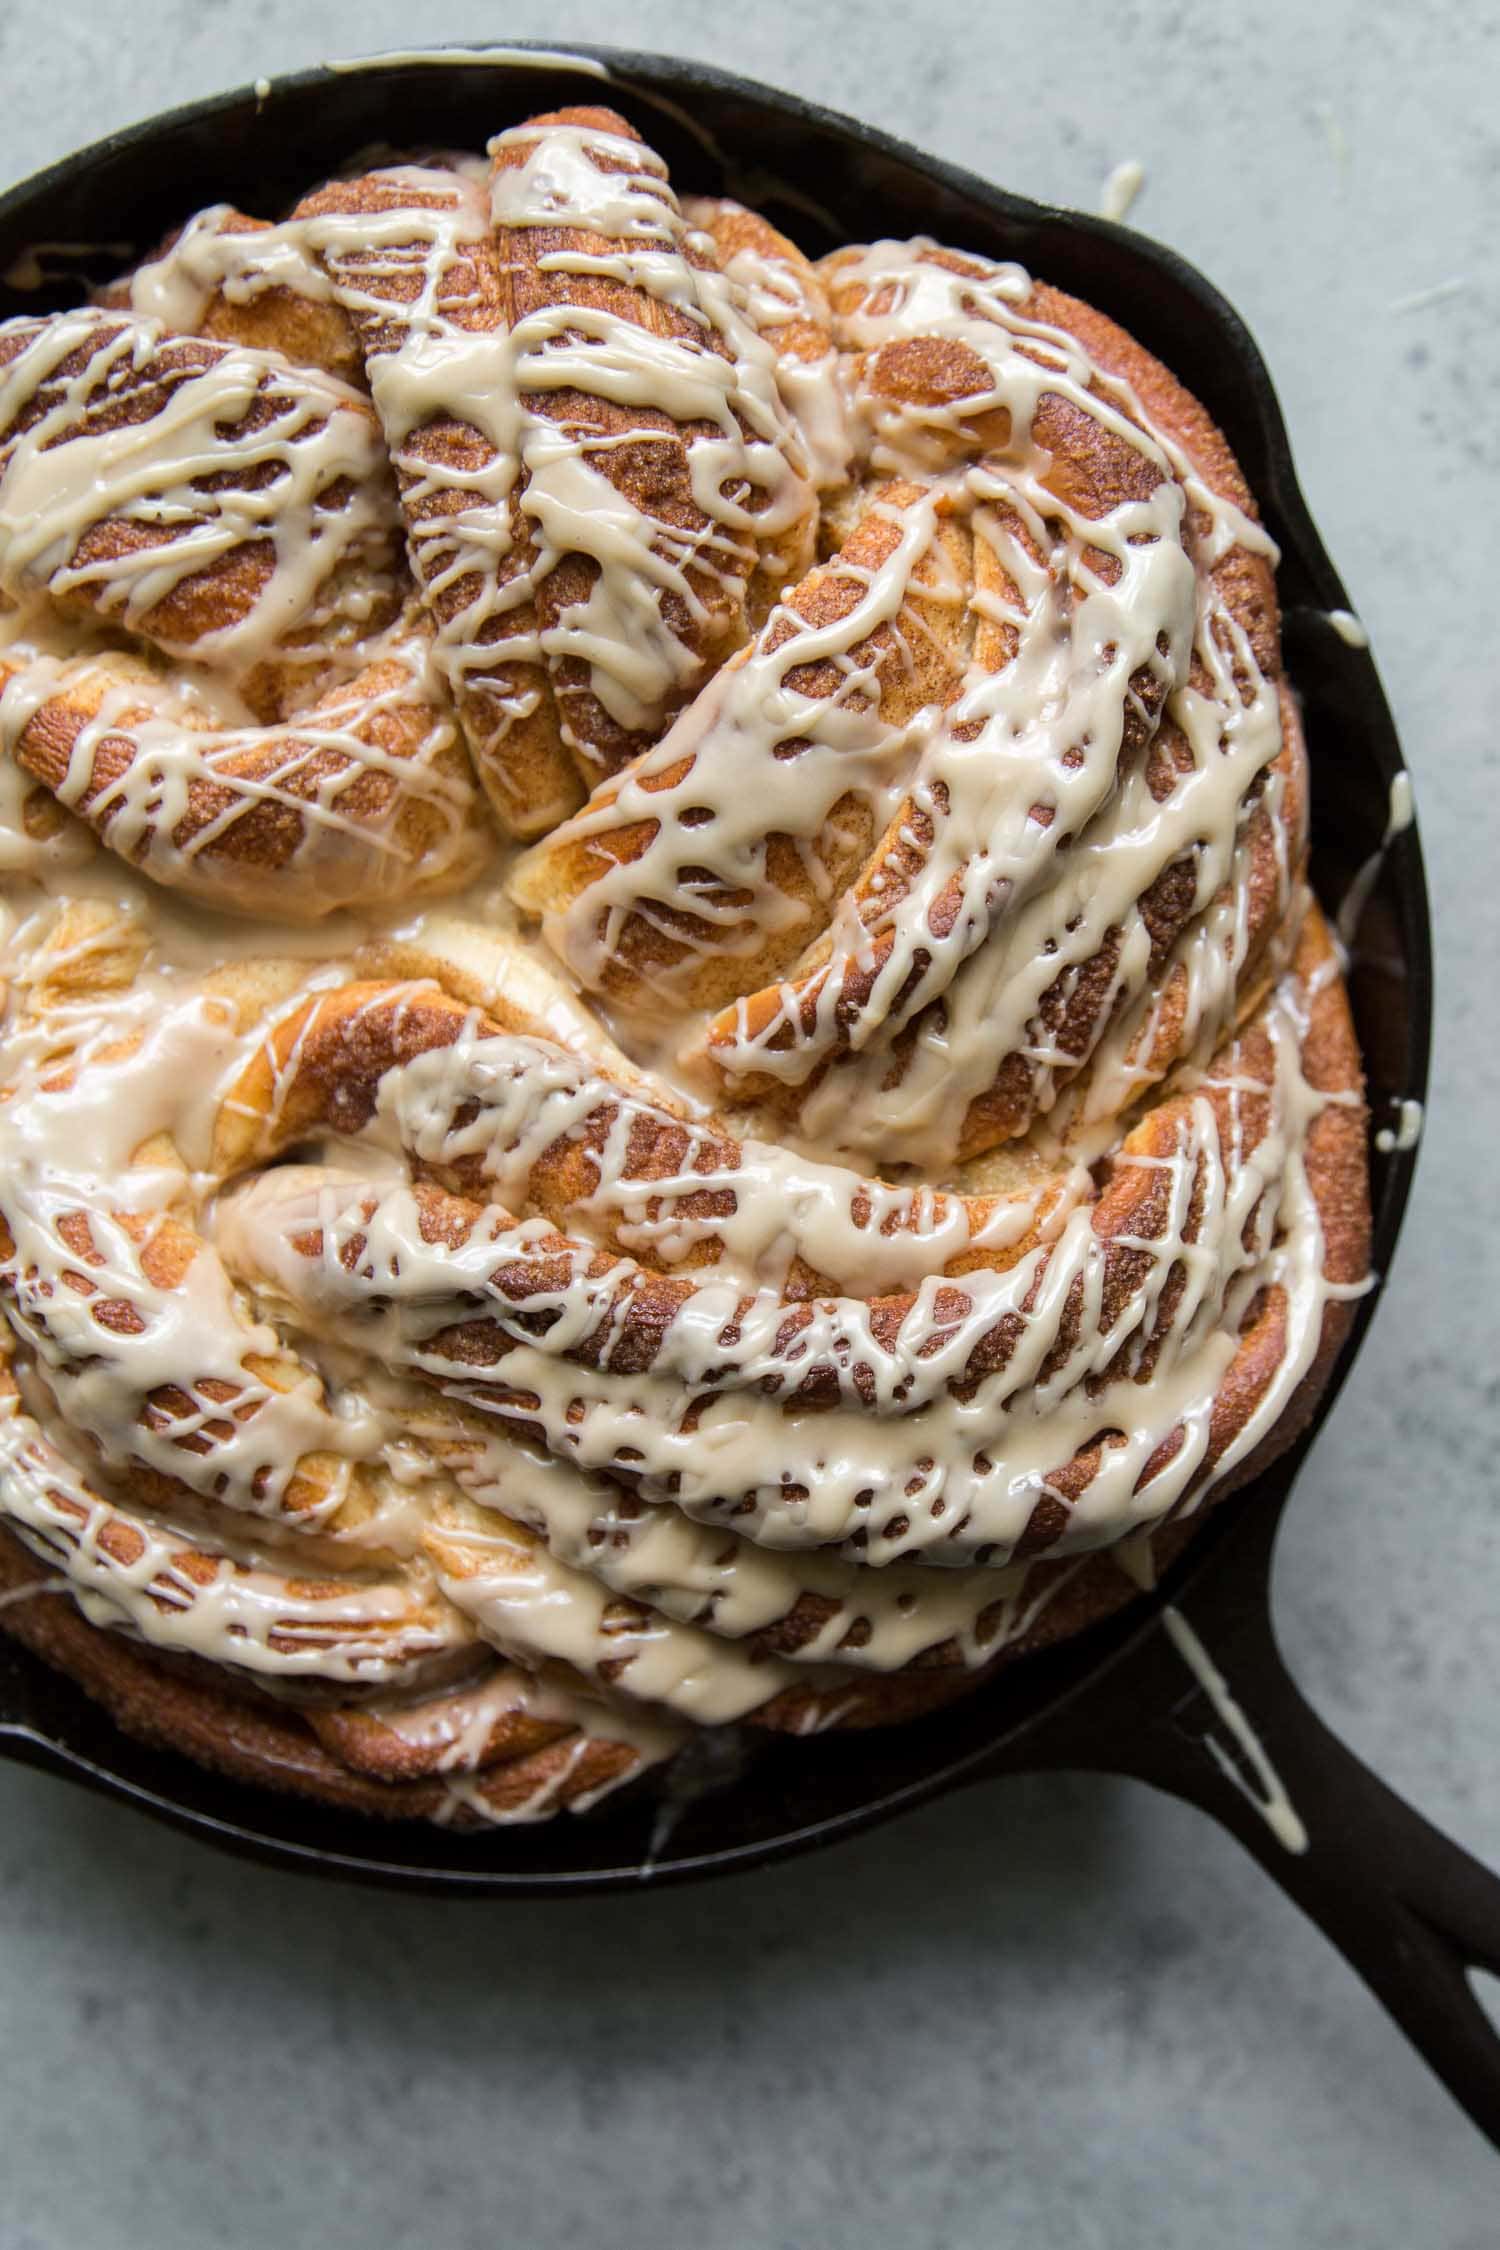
[975,1488,1500,2149]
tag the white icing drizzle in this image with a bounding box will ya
[1099,160,1146,224]
[1389,277,1468,316]
[0,308,396,673]
[526,235,1291,1175]
[342,1661,685,1827]
[0,1574,69,1611]
[1163,1602,1308,1853]
[0,110,1369,1825]
[325,46,613,77]
[123,204,341,337]
[1334,769,1415,959]
[1374,1097,1422,1155]
[295,122,815,829]
[1115,1535,1305,1851]
[0,1376,464,1683]
[206,955,1347,1573]
[683,196,853,494]
[400,1404,1089,1678]
[0,630,483,919]
[520,480,956,998]
[1326,607,1368,649]
[428,1504,807,1726]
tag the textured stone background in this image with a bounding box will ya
[0,4,1495,2243]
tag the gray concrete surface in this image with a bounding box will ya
[0,2,1495,2242]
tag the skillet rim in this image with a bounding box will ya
[0,40,1433,1892]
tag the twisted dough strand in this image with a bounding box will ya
[293,108,819,836]
[211,908,1361,1571]
[0,305,487,917]
[0,308,401,700]
[517,238,1302,1174]
[0,637,485,918]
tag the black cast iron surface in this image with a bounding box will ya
[3,40,1494,2144]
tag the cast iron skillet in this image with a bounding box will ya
[2,38,1494,2141]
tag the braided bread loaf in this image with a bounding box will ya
[0,106,1368,1829]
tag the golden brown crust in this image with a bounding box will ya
[0,1527,645,1823]
[697,255,1294,1154]
[485,110,811,799]
[512,479,974,1005]
[0,314,397,664]
[685,195,835,380]
[290,163,566,832]
[291,109,817,841]
[0,647,482,919]
[98,210,367,387]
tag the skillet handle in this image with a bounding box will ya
[1040,1569,1500,2147]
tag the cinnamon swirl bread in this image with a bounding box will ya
[0,106,1368,1829]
